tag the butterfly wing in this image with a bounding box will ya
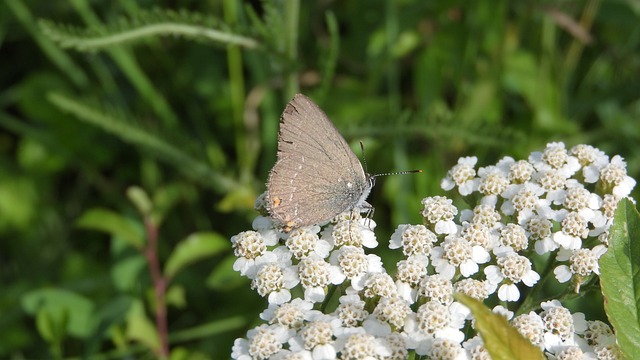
[267,94,369,230]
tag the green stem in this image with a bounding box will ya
[561,0,601,91]
[284,0,300,96]
[385,0,400,113]
[41,21,259,50]
[515,253,557,315]
[223,0,248,180]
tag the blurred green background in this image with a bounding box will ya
[1,0,639,358]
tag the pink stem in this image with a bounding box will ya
[143,217,169,358]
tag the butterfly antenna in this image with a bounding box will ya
[373,169,423,177]
[360,141,422,177]
[359,141,369,173]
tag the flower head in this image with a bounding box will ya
[421,196,459,235]
[441,156,480,195]
[231,142,633,359]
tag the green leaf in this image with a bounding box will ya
[455,294,544,360]
[35,307,68,343]
[152,183,198,226]
[92,295,134,330]
[169,346,212,360]
[76,208,144,249]
[0,174,37,230]
[166,285,187,309]
[164,232,229,280]
[600,198,640,358]
[127,186,153,216]
[126,300,160,353]
[47,93,237,192]
[206,255,246,290]
[21,288,95,338]
[217,185,256,212]
[112,255,147,291]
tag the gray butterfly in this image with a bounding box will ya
[266,94,374,232]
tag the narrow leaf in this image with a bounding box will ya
[76,208,144,249]
[48,93,237,192]
[600,198,640,358]
[455,294,544,360]
[164,232,229,279]
[127,186,153,216]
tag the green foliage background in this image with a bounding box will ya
[1,0,639,358]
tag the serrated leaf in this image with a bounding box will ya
[455,294,544,360]
[164,232,229,279]
[600,198,640,358]
[76,208,144,249]
[21,288,95,338]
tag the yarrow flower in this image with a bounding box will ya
[421,196,458,234]
[485,249,540,302]
[251,260,299,305]
[231,142,634,359]
[231,229,279,276]
[231,324,295,360]
[441,156,480,195]
[431,236,491,279]
[553,245,607,291]
[389,224,438,256]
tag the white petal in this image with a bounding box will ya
[535,237,558,255]
[304,286,326,303]
[436,262,456,280]
[522,270,540,287]
[459,179,480,196]
[315,240,333,258]
[268,289,291,305]
[396,281,416,303]
[582,165,600,183]
[484,265,503,284]
[435,220,458,235]
[498,284,520,302]
[312,344,337,360]
[460,260,479,277]
[441,177,456,191]
[500,201,516,216]
[471,246,491,264]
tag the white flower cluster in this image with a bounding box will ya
[231,142,634,359]
[506,300,620,359]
